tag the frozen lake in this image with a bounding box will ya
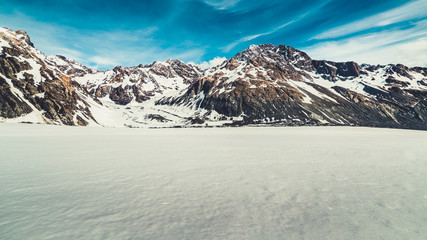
[0,124,426,239]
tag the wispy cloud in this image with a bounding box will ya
[221,0,333,53]
[313,0,427,39]
[88,46,207,70]
[85,33,206,69]
[222,20,296,52]
[303,19,427,67]
[0,11,206,70]
[202,0,240,10]
[44,46,86,62]
[89,56,120,67]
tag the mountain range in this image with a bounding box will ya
[1,27,427,129]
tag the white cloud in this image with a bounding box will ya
[89,56,120,67]
[190,56,227,69]
[203,0,240,10]
[313,0,427,39]
[303,19,427,67]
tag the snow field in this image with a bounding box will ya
[0,125,426,239]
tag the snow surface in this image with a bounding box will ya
[0,124,426,240]
[16,57,43,85]
[288,80,339,103]
[0,37,10,50]
[48,55,67,65]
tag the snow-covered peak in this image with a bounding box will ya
[0,27,39,52]
[45,55,97,77]
[15,30,34,47]
[0,27,44,59]
[0,27,18,43]
[233,44,313,67]
[234,44,276,61]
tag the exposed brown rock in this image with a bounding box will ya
[312,60,361,79]
[225,58,239,70]
[15,30,34,47]
[95,85,111,98]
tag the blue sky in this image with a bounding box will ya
[1,0,426,69]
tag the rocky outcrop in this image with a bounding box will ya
[15,30,34,47]
[312,60,362,79]
[0,76,33,118]
[109,86,133,105]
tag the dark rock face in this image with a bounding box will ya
[161,77,312,123]
[388,64,414,79]
[37,78,85,125]
[0,51,32,79]
[0,76,33,118]
[169,60,202,82]
[411,67,427,76]
[385,76,410,87]
[110,86,133,105]
[312,60,361,79]
[144,114,171,122]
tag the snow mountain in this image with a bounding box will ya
[1,27,427,129]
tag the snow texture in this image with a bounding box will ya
[0,124,426,240]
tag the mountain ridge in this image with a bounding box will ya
[1,27,427,129]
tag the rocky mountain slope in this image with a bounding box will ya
[1,27,427,129]
[161,44,427,129]
[0,28,95,125]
